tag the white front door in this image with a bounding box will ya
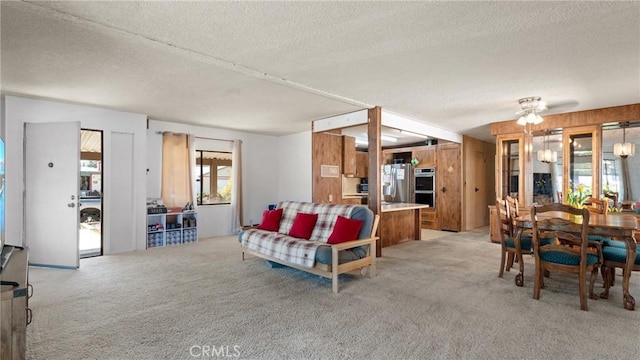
[25,122,80,268]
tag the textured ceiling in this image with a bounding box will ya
[2,1,639,142]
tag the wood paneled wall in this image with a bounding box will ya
[312,131,343,204]
[491,103,640,208]
[491,103,640,135]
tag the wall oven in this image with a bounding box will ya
[414,167,435,207]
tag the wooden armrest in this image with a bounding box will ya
[331,237,378,251]
[587,240,604,263]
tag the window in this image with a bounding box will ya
[602,159,619,191]
[196,150,232,205]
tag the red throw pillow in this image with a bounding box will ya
[327,216,363,244]
[257,208,283,232]
[288,212,318,239]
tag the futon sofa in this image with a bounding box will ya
[239,201,379,293]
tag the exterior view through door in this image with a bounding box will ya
[79,129,103,258]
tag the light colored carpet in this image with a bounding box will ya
[27,231,640,360]
[421,229,452,241]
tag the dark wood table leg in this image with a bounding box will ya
[514,227,524,287]
[622,235,636,310]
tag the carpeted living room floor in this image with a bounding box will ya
[27,229,640,360]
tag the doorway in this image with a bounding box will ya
[79,129,103,258]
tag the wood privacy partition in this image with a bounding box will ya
[490,103,640,208]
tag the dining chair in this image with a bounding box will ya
[502,196,554,286]
[497,198,532,286]
[584,197,608,215]
[603,190,618,205]
[531,204,603,311]
[600,231,640,303]
[583,197,618,284]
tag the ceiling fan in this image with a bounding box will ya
[515,96,580,124]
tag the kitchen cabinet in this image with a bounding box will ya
[413,147,436,167]
[312,132,342,203]
[342,135,356,176]
[355,151,368,177]
[436,143,462,232]
[341,197,363,205]
[1,247,30,360]
[420,208,437,230]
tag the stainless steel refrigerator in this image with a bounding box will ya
[382,163,412,203]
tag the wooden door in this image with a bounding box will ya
[25,121,80,268]
[467,150,486,229]
[436,143,461,231]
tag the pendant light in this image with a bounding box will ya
[537,130,557,163]
[613,122,635,159]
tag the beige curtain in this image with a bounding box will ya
[161,133,193,208]
[230,140,243,233]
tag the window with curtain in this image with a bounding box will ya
[161,133,193,208]
[195,150,233,205]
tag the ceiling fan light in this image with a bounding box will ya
[533,114,544,124]
[517,116,527,126]
[517,96,546,127]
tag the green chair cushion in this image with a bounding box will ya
[588,234,615,247]
[539,237,555,246]
[505,236,532,251]
[603,240,627,249]
[505,235,554,251]
[602,246,640,265]
[540,251,599,266]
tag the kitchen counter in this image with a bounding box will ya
[377,203,428,256]
[381,202,430,213]
[342,193,368,198]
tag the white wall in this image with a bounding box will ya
[0,99,5,138]
[4,96,314,248]
[4,96,147,252]
[278,131,312,203]
[147,120,281,237]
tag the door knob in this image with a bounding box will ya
[475,187,480,192]
[441,187,446,193]
[68,202,76,208]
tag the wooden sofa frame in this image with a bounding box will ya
[241,214,380,293]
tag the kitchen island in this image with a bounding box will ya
[379,203,431,253]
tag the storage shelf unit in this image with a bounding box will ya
[146,211,198,248]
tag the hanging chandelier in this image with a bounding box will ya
[516,96,547,126]
[613,122,635,159]
[537,130,557,163]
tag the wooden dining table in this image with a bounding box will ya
[514,211,638,311]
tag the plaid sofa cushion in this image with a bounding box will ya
[277,201,357,243]
[241,229,322,268]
